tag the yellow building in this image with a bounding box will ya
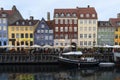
[8,17,39,50]
[109,16,120,45]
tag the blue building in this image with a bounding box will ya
[34,18,54,46]
[0,6,23,47]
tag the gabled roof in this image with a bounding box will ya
[54,6,97,19]
[109,18,120,27]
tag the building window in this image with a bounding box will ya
[16,26,19,31]
[84,41,87,46]
[60,19,63,24]
[0,26,2,30]
[0,34,2,37]
[2,18,6,23]
[3,34,7,37]
[25,41,28,45]
[74,27,77,32]
[25,33,28,38]
[86,14,90,17]
[29,22,32,25]
[74,19,77,24]
[49,36,53,40]
[3,26,6,30]
[80,14,84,17]
[55,27,58,32]
[84,27,87,31]
[45,30,48,33]
[25,27,28,31]
[69,19,72,24]
[93,20,96,24]
[41,24,45,28]
[65,34,68,39]
[60,27,63,32]
[65,27,68,32]
[89,20,92,24]
[84,34,87,38]
[37,30,40,33]
[61,13,64,17]
[115,34,118,39]
[88,41,91,46]
[80,27,83,31]
[49,30,53,33]
[74,34,77,39]
[93,34,96,38]
[22,22,25,25]
[60,34,64,39]
[80,20,83,24]
[30,26,33,31]
[65,19,68,24]
[30,34,33,38]
[92,14,95,17]
[56,43,58,45]
[93,27,96,31]
[89,27,91,31]
[80,34,83,38]
[45,36,48,40]
[73,13,76,17]
[16,33,19,38]
[55,34,59,39]
[41,30,44,33]
[55,19,58,24]
[12,34,15,38]
[21,41,24,45]
[30,41,33,46]
[66,13,70,17]
[88,34,91,38]
[69,27,72,32]
[84,20,87,24]
[55,13,59,17]
[16,22,19,25]
[60,43,63,46]
[80,41,83,46]
[21,34,24,38]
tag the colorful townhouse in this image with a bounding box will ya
[8,17,39,50]
[78,5,98,48]
[98,21,115,46]
[109,14,120,45]
[54,5,98,48]
[34,18,54,46]
[54,7,78,47]
[0,5,23,47]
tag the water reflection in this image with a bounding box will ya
[0,65,119,80]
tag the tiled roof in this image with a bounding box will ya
[54,6,97,19]
[98,21,113,27]
[109,18,120,27]
[0,10,15,17]
[9,19,39,26]
[46,20,54,29]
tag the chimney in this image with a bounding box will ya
[30,16,34,20]
[117,13,120,18]
[47,12,50,21]
[88,5,90,8]
[12,5,17,10]
[1,8,3,10]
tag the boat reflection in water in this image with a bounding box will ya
[0,65,119,80]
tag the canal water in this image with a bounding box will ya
[0,65,119,80]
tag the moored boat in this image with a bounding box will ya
[99,62,115,67]
[58,51,99,67]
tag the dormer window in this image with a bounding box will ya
[16,22,19,25]
[41,24,45,28]
[73,13,76,17]
[86,14,90,17]
[55,13,59,17]
[22,22,25,25]
[29,22,32,25]
[66,13,70,17]
[80,14,84,17]
[61,13,64,17]
[92,14,95,18]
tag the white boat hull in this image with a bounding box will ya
[99,62,115,67]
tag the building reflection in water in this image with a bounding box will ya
[0,65,119,80]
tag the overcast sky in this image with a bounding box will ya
[0,0,120,20]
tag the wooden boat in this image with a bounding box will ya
[58,51,99,67]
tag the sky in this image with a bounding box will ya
[0,0,120,21]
